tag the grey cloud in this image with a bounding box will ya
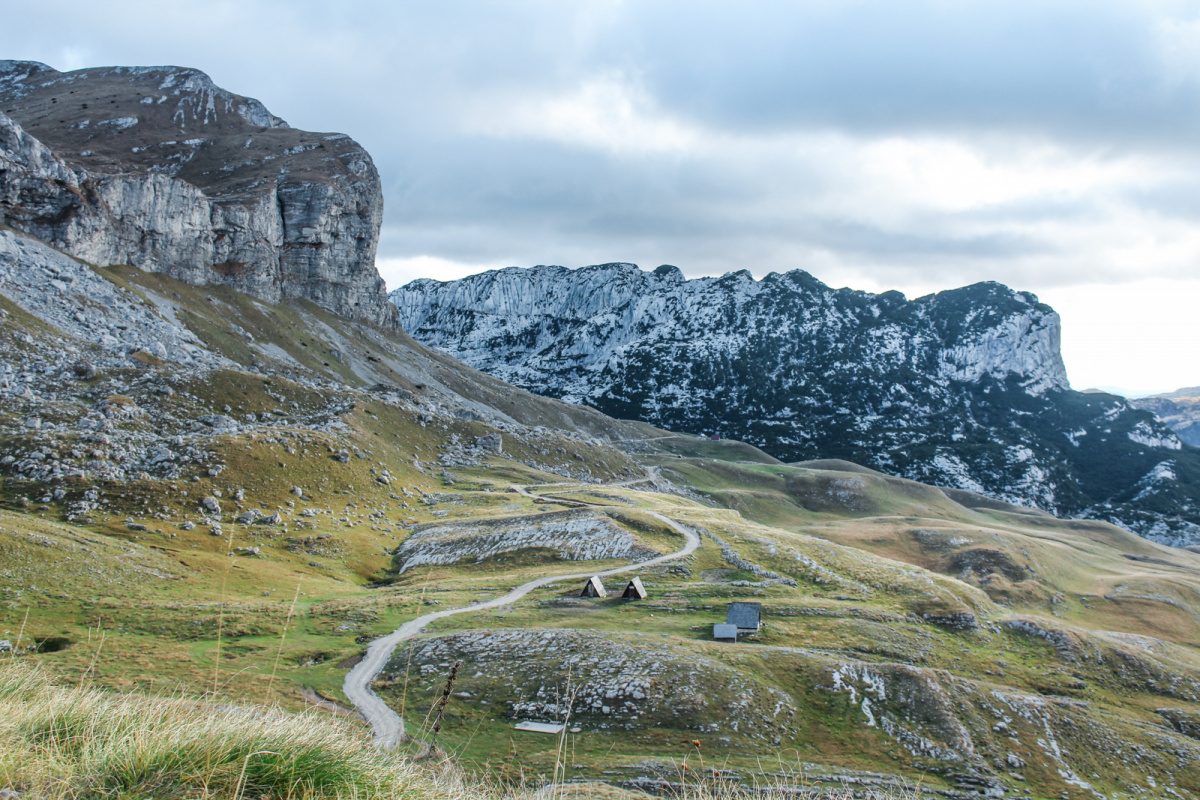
[3,0,1198,297]
[790,218,1051,262]
[1126,180,1200,221]
[619,1,1199,146]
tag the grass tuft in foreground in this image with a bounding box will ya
[0,660,480,799]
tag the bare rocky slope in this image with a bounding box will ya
[0,60,395,327]
[0,227,647,493]
[393,264,1200,545]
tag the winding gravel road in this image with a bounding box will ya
[342,507,700,749]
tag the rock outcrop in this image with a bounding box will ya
[0,60,395,327]
[393,263,1200,544]
[393,510,638,574]
[394,263,1071,394]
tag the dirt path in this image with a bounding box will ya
[342,493,700,749]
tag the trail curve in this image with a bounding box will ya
[342,508,699,748]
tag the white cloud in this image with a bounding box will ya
[376,255,499,288]
[55,46,93,72]
[1154,13,1200,88]
[466,74,702,155]
[851,137,1156,213]
[1040,279,1200,397]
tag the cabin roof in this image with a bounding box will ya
[727,602,762,629]
[581,575,607,597]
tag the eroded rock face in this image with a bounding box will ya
[393,264,1068,398]
[0,60,395,327]
[393,510,638,573]
[1134,387,1200,447]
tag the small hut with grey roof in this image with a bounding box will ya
[726,602,762,633]
[622,577,647,600]
[580,575,607,598]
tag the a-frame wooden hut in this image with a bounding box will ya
[580,575,607,598]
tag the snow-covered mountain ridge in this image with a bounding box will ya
[393,263,1200,545]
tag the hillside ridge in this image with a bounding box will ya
[1134,386,1200,448]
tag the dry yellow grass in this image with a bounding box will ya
[0,660,478,799]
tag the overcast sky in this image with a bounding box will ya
[4,0,1198,396]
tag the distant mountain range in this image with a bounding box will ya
[393,263,1200,545]
[1134,387,1200,448]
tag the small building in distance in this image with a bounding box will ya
[580,575,607,598]
[622,577,647,600]
[514,720,565,734]
[713,623,738,642]
[727,602,762,633]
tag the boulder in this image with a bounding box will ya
[475,433,503,454]
[71,361,97,380]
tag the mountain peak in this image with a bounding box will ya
[652,264,683,281]
[0,61,394,327]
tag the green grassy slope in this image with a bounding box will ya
[2,260,1200,798]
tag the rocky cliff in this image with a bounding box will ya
[393,263,1200,544]
[0,60,395,327]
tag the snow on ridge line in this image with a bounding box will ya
[390,263,1069,392]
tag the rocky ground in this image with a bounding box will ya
[393,510,645,574]
[0,228,643,514]
[383,628,798,741]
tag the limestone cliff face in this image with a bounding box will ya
[394,264,1200,544]
[0,61,395,327]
